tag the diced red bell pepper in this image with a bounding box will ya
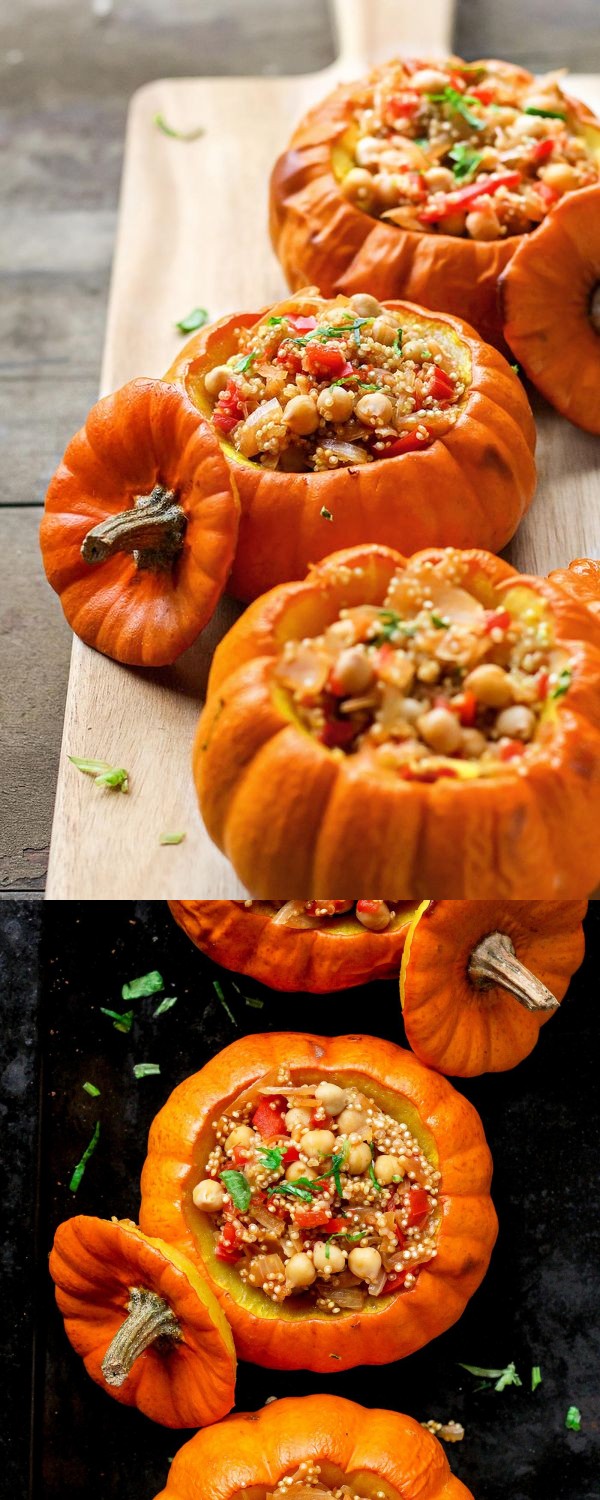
[387,90,420,118]
[421,366,456,403]
[470,84,494,104]
[400,765,458,782]
[212,378,245,434]
[319,718,357,750]
[232,1146,250,1167]
[306,900,352,914]
[538,182,560,209]
[531,137,555,164]
[536,669,549,698]
[326,1217,350,1234]
[419,171,521,223]
[288,314,317,332]
[275,340,303,374]
[309,1107,326,1126]
[454,690,478,728]
[304,343,353,379]
[215,1222,243,1263]
[383,1269,409,1294]
[406,1185,430,1227]
[498,739,526,761]
[282,1144,300,1166]
[294,1205,334,1229]
[484,608,511,634]
[394,1221,406,1247]
[380,431,431,458]
[252,1095,288,1141]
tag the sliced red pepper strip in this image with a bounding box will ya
[379,432,431,458]
[252,1095,288,1140]
[406,1185,430,1226]
[304,344,352,379]
[319,719,357,750]
[383,1269,409,1294]
[531,137,555,164]
[484,608,511,634]
[499,739,527,761]
[418,171,521,223]
[294,1206,333,1230]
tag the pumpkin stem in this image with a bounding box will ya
[468,931,559,1013]
[590,286,600,335]
[101,1286,181,1387]
[81,485,187,571]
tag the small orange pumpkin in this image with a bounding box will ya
[40,378,240,665]
[165,291,536,602]
[168,899,421,992]
[269,59,600,351]
[139,1031,497,1372]
[154,1393,474,1500]
[500,185,600,432]
[49,1216,236,1427]
[548,558,600,619]
[400,899,587,1075]
[194,543,600,898]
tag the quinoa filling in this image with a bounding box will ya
[273,550,573,777]
[193,1072,440,1313]
[336,56,599,239]
[203,297,467,471]
[244,900,406,932]
[264,1467,390,1499]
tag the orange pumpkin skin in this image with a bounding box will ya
[40,378,240,665]
[139,1031,498,1372]
[49,1216,236,1427]
[194,543,600,899]
[269,65,600,350]
[500,186,600,433]
[165,294,536,603]
[168,899,420,992]
[548,558,600,619]
[153,1394,474,1500]
[400,899,587,1076]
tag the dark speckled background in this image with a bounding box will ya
[2,901,599,1499]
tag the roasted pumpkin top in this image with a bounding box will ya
[334,56,599,240]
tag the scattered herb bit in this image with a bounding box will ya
[373,609,417,644]
[245,996,264,1009]
[122,971,164,1000]
[431,612,450,629]
[325,1229,364,1259]
[213,978,237,1026]
[267,1179,316,1203]
[68,756,129,792]
[531,1365,542,1392]
[551,667,572,699]
[69,1121,100,1193]
[154,113,205,141]
[428,87,485,131]
[267,315,284,325]
[159,831,186,845]
[154,995,178,1017]
[320,506,334,522]
[459,1361,522,1392]
[220,1168,252,1212]
[395,328,403,352]
[525,105,566,120]
[175,307,208,335]
[510,363,520,375]
[233,352,257,374]
[100,1006,134,1034]
[258,1146,285,1172]
[82,1081,101,1098]
[318,1145,348,1198]
[565,1405,582,1431]
[368,1142,383,1191]
[448,142,483,180]
[133,1062,161,1080]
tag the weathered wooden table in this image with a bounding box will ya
[2,0,599,895]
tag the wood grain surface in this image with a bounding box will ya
[44,2,600,897]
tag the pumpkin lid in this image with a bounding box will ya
[49,1214,237,1427]
[40,377,240,666]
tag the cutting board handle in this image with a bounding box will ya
[329,0,456,73]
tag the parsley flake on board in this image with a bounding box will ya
[213,979,237,1026]
[133,1063,161,1080]
[68,756,129,792]
[69,1121,100,1193]
[565,1405,582,1431]
[459,1361,522,1392]
[82,1082,101,1098]
[159,832,186,845]
[154,996,178,1017]
[99,1007,134,1034]
[175,307,208,335]
[122,971,164,1000]
[154,113,205,141]
[531,1365,542,1392]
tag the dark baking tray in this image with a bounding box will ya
[32,901,600,1500]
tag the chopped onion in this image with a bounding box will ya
[329,1287,366,1309]
[367,1264,388,1297]
[271,900,322,929]
[248,1252,285,1284]
[319,436,371,465]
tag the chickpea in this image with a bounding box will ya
[423,166,455,193]
[355,391,395,427]
[225,1123,255,1153]
[539,162,579,195]
[285,1106,312,1133]
[286,1159,316,1182]
[465,206,502,241]
[401,339,432,362]
[512,113,551,138]
[461,727,488,759]
[374,1153,403,1185]
[496,704,536,741]
[416,659,441,685]
[285,1252,316,1289]
[372,172,404,208]
[341,168,377,212]
[371,316,399,346]
[417,707,462,755]
[204,364,232,398]
[192,1178,225,1212]
[411,67,452,91]
[356,900,392,932]
[300,1128,336,1158]
[317,384,355,423]
[348,1246,382,1282]
[313,1240,346,1274]
[464,663,514,708]
[337,1107,367,1135]
[346,1141,373,1175]
[283,394,320,436]
[349,293,382,318]
[331,646,375,696]
[354,135,385,168]
[315,1081,348,1116]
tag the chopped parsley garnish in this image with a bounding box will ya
[175,307,208,335]
[292,317,369,346]
[220,1168,252,1212]
[318,1144,348,1198]
[213,978,237,1026]
[395,328,403,353]
[82,1081,100,1098]
[154,113,205,141]
[233,352,257,374]
[153,995,178,1017]
[267,1179,316,1203]
[368,1161,383,1192]
[68,756,129,792]
[320,506,334,522]
[565,1405,582,1431]
[258,1146,285,1172]
[122,971,164,1000]
[69,1121,100,1193]
[372,609,417,644]
[428,87,485,131]
[133,1062,161,1079]
[431,612,450,629]
[267,316,284,325]
[531,1365,542,1392]
[159,831,186,845]
[524,105,566,120]
[99,1007,134,1034]
[459,1361,522,1392]
[448,142,483,180]
[325,1229,364,1258]
[551,667,572,699]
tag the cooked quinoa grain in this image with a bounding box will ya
[337,56,598,239]
[272,1463,388,1497]
[243,899,403,931]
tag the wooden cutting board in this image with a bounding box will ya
[45,0,600,897]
